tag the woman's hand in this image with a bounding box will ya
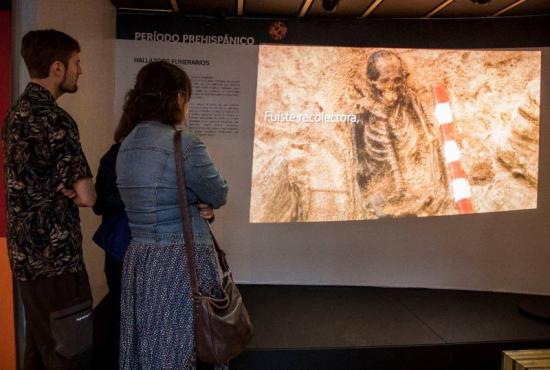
[198,203,214,221]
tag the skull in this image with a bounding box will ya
[367,51,407,107]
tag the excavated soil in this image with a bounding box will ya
[250,46,541,223]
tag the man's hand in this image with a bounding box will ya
[56,184,76,199]
[198,203,214,221]
[56,179,96,207]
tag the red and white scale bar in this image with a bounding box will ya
[433,85,474,214]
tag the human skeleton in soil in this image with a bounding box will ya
[353,50,453,217]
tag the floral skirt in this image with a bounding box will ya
[119,237,228,370]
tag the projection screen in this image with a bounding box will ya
[116,14,550,294]
[251,46,541,223]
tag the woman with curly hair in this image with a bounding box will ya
[116,61,228,370]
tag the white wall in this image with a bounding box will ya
[14,0,116,304]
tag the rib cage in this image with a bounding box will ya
[355,98,422,193]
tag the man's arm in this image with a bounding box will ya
[57,178,96,207]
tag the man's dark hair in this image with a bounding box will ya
[115,61,192,142]
[21,29,80,78]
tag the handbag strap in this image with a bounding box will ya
[206,222,230,273]
[174,130,200,296]
[173,131,231,296]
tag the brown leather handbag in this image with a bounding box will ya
[174,130,254,364]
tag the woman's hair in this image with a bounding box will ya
[114,61,192,143]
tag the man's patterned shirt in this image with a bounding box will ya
[2,82,93,280]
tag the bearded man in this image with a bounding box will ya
[3,29,96,370]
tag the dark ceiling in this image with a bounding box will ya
[0,0,10,11]
[110,0,550,18]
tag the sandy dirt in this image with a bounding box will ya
[250,46,541,223]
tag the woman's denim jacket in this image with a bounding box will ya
[116,120,228,245]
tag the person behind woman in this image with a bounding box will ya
[92,139,130,369]
[116,61,228,370]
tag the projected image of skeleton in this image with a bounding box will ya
[250,46,541,223]
[353,50,452,218]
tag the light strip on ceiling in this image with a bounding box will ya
[299,0,315,17]
[169,0,179,12]
[237,0,244,15]
[425,0,454,18]
[119,7,172,13]
[361,0,384,18]
[492,0,527,16]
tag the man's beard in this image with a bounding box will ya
[59,70,78,94]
